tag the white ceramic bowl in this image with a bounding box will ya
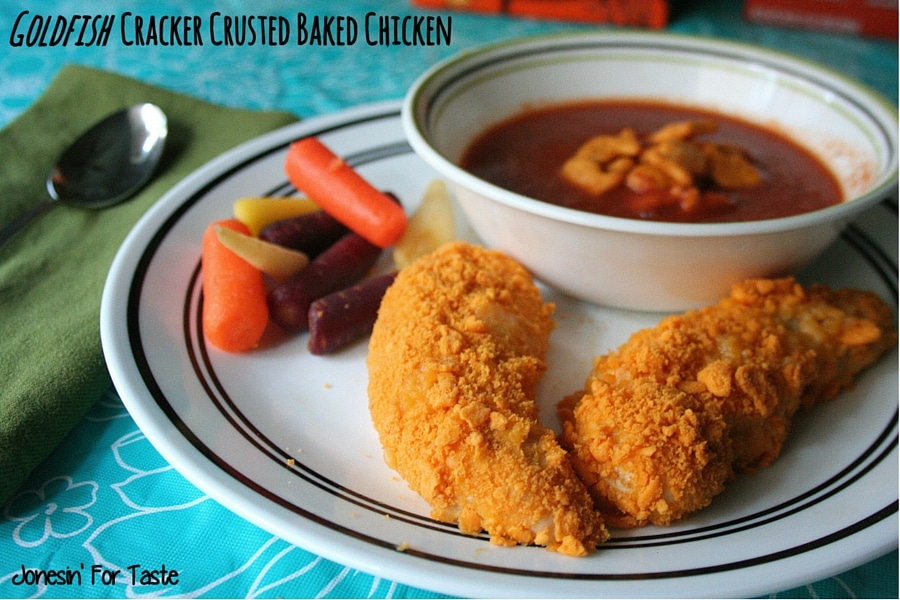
[402,32,898,311]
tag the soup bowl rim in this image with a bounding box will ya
[402,30,899,237]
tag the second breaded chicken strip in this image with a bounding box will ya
[367,241,607,556]
[559,277,896,528]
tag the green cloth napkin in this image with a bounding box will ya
[0,64,297,506]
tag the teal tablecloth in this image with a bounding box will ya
[1,0,896,597]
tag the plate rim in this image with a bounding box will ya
[100,100,899,598]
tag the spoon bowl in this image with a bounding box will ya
[0,103,168,247]
[49,103,168,208]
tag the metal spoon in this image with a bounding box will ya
[0,103,168,248]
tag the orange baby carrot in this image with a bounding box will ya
[201,219,269,352]
[284,137,407,248]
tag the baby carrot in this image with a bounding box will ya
[267,232,382,332]
[307,271,398,355]
[284,137,407,248]
[201,219,269,352]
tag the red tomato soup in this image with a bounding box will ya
[459,101,843,223]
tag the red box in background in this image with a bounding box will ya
[744,0,898,39]
[410,0,670,28]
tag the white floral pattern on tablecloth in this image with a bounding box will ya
[0,1,896,597]
[2,389,896,598]
[1,390,447,598]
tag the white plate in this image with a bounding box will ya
[101,101,898,598]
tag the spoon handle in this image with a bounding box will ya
[0,200,54,250]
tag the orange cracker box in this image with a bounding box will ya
[410,0,670,28]
[744,0,898,39]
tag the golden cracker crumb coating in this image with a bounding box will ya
[560,277,896,528]
[368,241,607,555]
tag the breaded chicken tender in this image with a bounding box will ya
[367,241,607,555]
[559,277,896,528]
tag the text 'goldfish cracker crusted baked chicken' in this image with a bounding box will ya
[367,241,607,556]
[559,277,896,528]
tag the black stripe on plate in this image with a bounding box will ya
[126,105,898,580]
